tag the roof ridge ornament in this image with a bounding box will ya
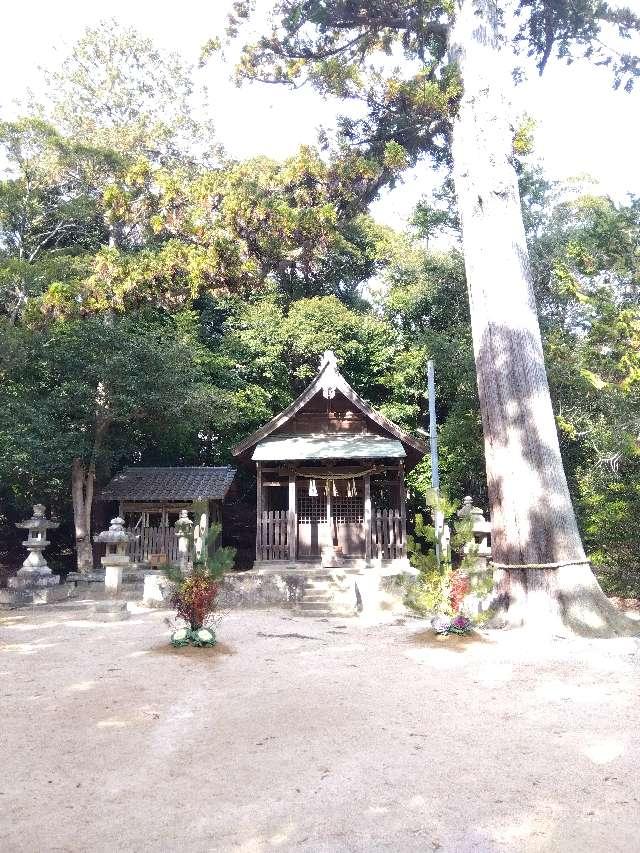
[319,350,338,400]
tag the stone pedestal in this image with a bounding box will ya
[2,575,76,608]
[143,573,171,607]
[104,563,124,597]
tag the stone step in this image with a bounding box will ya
[299,598,332,607]
[294,608,333,617]
[294,606,357,618]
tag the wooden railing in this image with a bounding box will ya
[372,509,406,560]
[257,510,289,560]
[127,526,182,565]
[255,508,406,562]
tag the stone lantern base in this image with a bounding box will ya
[1,573,76,608]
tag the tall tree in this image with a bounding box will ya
[35,19,219,168]
[230,0,640,633]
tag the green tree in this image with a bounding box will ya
[0,118,114,322]
[229,0,640,634]
[35,19,218,168]
[0,312,207,571]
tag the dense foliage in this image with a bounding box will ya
[0,20,638,593]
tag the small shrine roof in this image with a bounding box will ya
[99,467,236,502]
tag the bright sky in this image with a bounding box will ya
[2,1,639,229]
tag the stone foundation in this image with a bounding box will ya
[218,563,417,617]
[218,571,306,609]
[1,576,77,609]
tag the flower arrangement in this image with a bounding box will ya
[449,614,471,634]
[431,612,471,636]
[164,523,236,649]
[170,627,216,647]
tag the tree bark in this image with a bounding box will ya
[70,412,110,573]
[449,0,636,635]
[71,457,95,573]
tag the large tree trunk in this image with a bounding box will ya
[449,0,635,636]
[70,410,110,573]
[71,457,95,573]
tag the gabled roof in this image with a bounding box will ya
[99,467,236,502]
[232,351,427,460]
[253,434,406,461]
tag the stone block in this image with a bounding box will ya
[143,573,171,606]
[0,588,34,607]
[92,600,129,621]
[32,583,77,605]
[8,573,60,589]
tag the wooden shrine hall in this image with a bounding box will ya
[232,351,427,569]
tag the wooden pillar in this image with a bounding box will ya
[288,471,297,561]
[326,482,333,547]
[399,465,407,558]
[256,462,263,560]
[364,474,372,560]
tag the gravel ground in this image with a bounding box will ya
[1,604,640,853]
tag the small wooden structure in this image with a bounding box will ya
[233,351,427,569]
[99,467,236,566]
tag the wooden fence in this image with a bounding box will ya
[372,509,405,560]
[257,510,289,560]
[126,526,182,565]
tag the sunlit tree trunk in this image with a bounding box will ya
[449,0,634,635]
[70,412,110,573]
[71,457,95,573]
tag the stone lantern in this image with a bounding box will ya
[457,496,492,569]
[15,504,59,579]
[175,510,194,574]
[3,504,75,606]
[94,517,137,597]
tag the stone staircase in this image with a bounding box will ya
[294,570,356,618]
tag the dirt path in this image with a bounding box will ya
[1,606,639,852]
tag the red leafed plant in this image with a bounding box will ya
[449,570,471,613]
[163,524,236,631]
[171,575,220,631]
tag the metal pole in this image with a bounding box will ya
[427,360,443,564]
[427,360,439,492]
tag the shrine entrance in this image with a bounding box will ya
[296,478,365,558]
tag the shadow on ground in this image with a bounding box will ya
[148,641,235,660]
[407,628,494,653]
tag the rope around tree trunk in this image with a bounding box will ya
[490,559,592,570]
